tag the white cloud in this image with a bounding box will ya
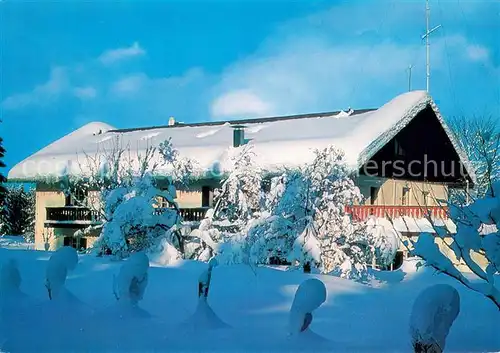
[466,45,489,62]
[211,90,272,117]
[2,67,68,110]
[98,42,145,65]
[73,86,97,100]
[110,74,146,95]
[210,29,497,119]
[210,39,426,118]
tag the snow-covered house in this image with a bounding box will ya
[8,90,474,251]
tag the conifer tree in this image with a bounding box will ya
[0,136,7,206]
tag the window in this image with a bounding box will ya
[402,186,410,205]
[370,187,378,205]
[65,188,88,206]
[73,188,87,204]
[261,179,271,193]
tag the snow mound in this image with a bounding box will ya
[399,257,430,276]
[150,239,181,266]
[0,259,21,294]
[45,246,78,299]
[410,284,460,352]
[115,252,149,306]
[289,278,327,335]
[181,298,229,330]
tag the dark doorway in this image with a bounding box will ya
[202,186,212,207]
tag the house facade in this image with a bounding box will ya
[8,90,478,269]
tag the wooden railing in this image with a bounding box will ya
[46,207,100,223]
[46,205,445,225]
[155,207,209,222]
[345,205,448,221]
[179,207,209,222]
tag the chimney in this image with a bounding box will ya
[168,116,176,126]
[233,125,245,147]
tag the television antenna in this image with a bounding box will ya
[422,0,441,93]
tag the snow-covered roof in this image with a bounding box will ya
[8,90,474,181]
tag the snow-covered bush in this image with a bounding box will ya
[0,259,21,295]
[412,181,500,309]
[409,284,460,353]
[291,218,321,270]
[113,252,149,306]
[366,217,399,268]
[289,278,327,335]
[96,173,181,258]
[248,146,391,279]
[45,246,78,300]
[247,171,309,265]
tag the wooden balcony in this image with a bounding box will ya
[345,205,448,221]
[45,206,101,228]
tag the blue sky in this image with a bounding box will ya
[1,0,499,170]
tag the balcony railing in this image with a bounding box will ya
[45,206,101,224]
[155,207,209,223]
[180,207,209,222]
[345,205,448,221]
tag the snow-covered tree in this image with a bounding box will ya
[301,146,372,278]
[0,186,35,241]
[412,180,500,310]
[212,144,262,227]
[61,137,195,257]
[95,173,181,258]
[45,246,78,300]
[246,171,309,265]
[189,145,262,261]
[448,115,499,200]
[409,284,460,353]
[245,146,393,279]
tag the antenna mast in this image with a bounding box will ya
[422,0,441,93]
[407,65,414,92]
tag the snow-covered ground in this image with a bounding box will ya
[0,236,34,250]
[0,248,498,352]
